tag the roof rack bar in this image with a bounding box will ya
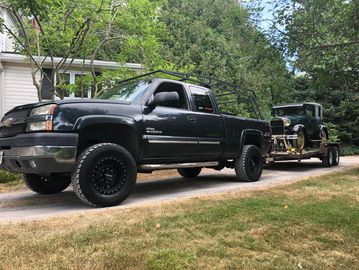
[116,70,262,119]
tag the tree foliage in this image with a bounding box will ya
[160,0,291,118]
[0,0,165,100]
[269,0,359,144]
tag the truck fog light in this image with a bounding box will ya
[27,121,47,132]
[29,160,37,168]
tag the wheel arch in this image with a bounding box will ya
[74,115,141,161]
[240,129,264,153]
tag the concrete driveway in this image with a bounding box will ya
[0,156,358,223]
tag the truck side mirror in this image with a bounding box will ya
[148,91,180,108]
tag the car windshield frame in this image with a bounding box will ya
[98,80,152,103]
[273,105,304,117]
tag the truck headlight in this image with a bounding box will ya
[27,104,57,132]
[30,104,57,116]
[282,118,291,127]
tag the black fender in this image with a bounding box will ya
[240,129,264,154]
[73,115,141,159]
[73,115,137,132]
[319,124,328,133]
[292,124,305,134]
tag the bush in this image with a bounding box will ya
[0,171,21,184]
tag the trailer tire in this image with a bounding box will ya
[332,147,340,166]
[72,143,137,207]
[235,145,263,182]
[177,168,202,178]
[322,148,334,167]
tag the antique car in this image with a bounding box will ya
[270,102,328,151]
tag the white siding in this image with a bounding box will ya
[1,8,16,52]
[1,64,38,116]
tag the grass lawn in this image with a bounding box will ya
[0,168,358,270]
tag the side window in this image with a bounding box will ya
[153,82,188,109]
[190,86,215,114]
[304,105,315,117]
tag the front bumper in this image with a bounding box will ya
[0,133,78,174]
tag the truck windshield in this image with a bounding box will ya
[98,80,151,102]
[273,106,303,117]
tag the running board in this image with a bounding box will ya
[139,161,219,171]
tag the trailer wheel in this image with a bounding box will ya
[177,168,202,178]
[72,143,137,207]
[322,148,334,167]
[332,147,340,166]
[235,145,263,182]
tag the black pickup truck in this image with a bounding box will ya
[0,72,271,207]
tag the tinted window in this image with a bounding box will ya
[190,86,215,114]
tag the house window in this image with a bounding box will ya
[40,70,92,100]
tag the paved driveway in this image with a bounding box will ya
[0,156,358,223]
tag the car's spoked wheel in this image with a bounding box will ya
[72,143,137,207]
[294,131,305,150]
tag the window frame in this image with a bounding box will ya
[144,80,191,111]
[189,85,218,115]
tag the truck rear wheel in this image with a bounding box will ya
[72,143,137,207]
[235,145,263,182]
[177,168,202,178]
[23,173,71,194]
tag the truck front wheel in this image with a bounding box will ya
[23,174,71,194]
[235,145,263,182]
[72,143,137,207]
[177,168,202,178]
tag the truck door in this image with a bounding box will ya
[189,86,224,159]
[142,81,199,160]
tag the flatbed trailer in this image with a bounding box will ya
[267,142,340,167]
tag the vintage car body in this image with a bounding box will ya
[270,102,328,150]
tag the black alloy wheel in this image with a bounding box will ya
[72,143,137,207]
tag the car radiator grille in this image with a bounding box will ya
[270,119,285,135]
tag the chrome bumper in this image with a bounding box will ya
[0,146,77,174]
[2,146,77,162]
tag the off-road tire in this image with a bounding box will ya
[322,148,334,167]
[23,173,71,194]
[72,143,137,207]
[177,168,202,178]
[235,145,263,182]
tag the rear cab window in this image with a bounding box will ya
[189,86,216,114]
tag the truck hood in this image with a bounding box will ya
[5,99,131,116]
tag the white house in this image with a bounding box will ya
[0,8,143,117]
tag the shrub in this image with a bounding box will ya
[0,171,21,184]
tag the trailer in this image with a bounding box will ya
[267,139,340,167]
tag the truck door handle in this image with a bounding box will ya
[187,116,196,123]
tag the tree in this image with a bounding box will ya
[160,0,291,118]
[269,0,359,144]
[0,0,165,100]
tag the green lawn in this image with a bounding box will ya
[0,168,358,269]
